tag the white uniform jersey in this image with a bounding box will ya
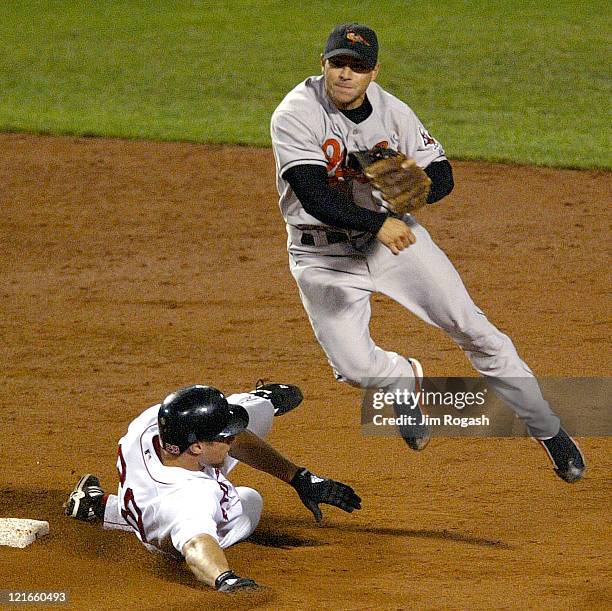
[270,75,446,228]
[114,393,260,558]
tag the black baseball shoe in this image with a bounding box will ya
[251,381,304,416]
[394,359,430,451]
[539,428,586,483]
[63,474,105,521]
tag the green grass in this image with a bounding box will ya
[0,1,610,168]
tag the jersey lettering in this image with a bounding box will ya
[117,443,147,542]
[117,444,127,486]
[322,137,369,184]
[322,138,343,175]
[121,487,147,543]
[215,469,230,520]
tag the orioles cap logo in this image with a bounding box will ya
[346,31,370,46]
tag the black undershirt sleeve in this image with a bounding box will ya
[424,159,454,203]
[283,164,388,234]
[283,159,454,234]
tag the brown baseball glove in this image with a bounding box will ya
[350,147,431,216]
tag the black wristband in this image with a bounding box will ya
[215,570,237,590]
[290,467,308,488]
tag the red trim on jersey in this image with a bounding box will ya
[139,424,175,485]
[215,468,231,521]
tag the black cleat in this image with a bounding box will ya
[251,381,303,416]
[63,474,105,521]
[539,428,586,483]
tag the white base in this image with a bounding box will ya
[0,518,49,548]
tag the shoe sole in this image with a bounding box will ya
[273,384,303,417]
[409,358,424,382]
[404,358,430,451]
[555,461,586,483]
[538,435,586,483]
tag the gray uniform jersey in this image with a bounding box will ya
[269,74,560,440]
[271,75,445,229]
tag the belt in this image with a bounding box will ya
[300,229,350,246]
[290,224,372,249]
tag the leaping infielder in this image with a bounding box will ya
[270,22,585,482]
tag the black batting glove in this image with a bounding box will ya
[214,570,260,593]
[290,467,362,523]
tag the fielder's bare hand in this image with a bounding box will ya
[376,217,416,255]
[290,467,362,523]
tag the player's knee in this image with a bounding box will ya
[478,331,515,356]
[463,332,525,374]
[453,327,510,355]
[237,487,263,527]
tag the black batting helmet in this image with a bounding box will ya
[158,385,249,455]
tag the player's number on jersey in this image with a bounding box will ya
[117,444,147,542]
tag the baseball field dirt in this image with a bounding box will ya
[1,133,610,610]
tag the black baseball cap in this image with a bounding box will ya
[323,23,378,70]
